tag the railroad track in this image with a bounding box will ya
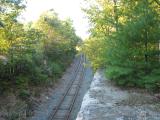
[48,55,85,120]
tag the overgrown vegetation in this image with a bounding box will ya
[81,0,160,91]
[0,0,80,94]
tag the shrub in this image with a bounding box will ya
[16,75,29,90]
[143,69,160,91]
[51,62,63,78]
[18,89,30,100]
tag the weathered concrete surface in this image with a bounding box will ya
[76,70,160,120]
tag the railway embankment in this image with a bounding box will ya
[29,56,93,120]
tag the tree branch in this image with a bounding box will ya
[154,0,160,5]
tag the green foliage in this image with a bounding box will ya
[80,37,108,70]
[106,66,134,80]
[51,62,63,77]
[143,69,160,91]
[16,75,29,89]
[0,3,80,93]
[82,0,160,91]
[18,89,30,99]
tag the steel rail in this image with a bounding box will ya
[65,56,85,120]
[48,55,83,120]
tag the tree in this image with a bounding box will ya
[82,0,160,90]
[0,6,80,92]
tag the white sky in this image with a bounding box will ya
[21,0,89,39]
